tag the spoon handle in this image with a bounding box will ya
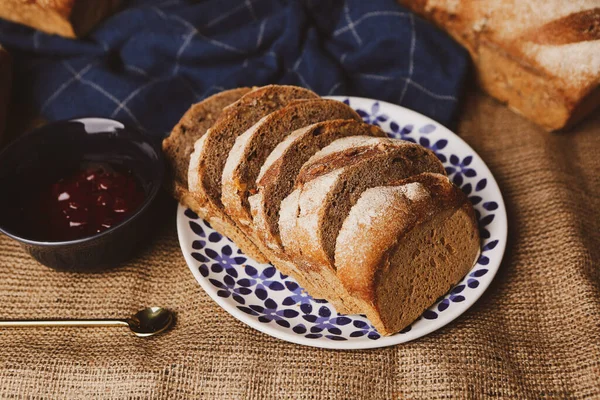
[0,319,129,328]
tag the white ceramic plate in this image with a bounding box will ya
[177,96,507,349]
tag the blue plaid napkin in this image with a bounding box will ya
[0,0,468,136]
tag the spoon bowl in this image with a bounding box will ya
[126,307,175,337]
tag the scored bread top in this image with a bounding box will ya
[162,87,251,203]
[221,99,361,229]
[335,172,471,300]
[279,137,446,273]
[249,120,386,252]
[187,85,318,215]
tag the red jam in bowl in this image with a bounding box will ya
[23,164,145,242]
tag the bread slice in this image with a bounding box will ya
[336,173,480,335]
[279,137,445,313]
[222,99,361,233]
[162,88,251,210]
[188,85,318,262]
[249,120,386,254]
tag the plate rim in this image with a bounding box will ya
[176,96,508,350]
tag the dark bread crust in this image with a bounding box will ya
[295,144,433,186]
[162,88,251,207]
[522,8,600,46]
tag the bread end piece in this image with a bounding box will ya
[476,41,599,131]
[336,175,480,335]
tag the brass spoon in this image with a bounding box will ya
[0,307,175,337]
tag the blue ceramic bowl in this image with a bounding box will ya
[0,118,164,271]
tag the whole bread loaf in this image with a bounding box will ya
[398,0,600,130]
[0,0,121,37]
[336,173,480,335]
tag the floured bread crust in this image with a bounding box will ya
[336,173,480,335]
[399,0,600,130]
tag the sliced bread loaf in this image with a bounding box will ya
[162,88,251,210]
[279,137,445,313]
[188,85,318,262]
[336,173,480,335]
[249,120,385,253]
[222,99,361,232]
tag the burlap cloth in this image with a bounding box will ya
[0,88,598,399]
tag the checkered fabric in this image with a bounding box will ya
[0,0,468,136]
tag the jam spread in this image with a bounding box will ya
[23,164,144,242]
